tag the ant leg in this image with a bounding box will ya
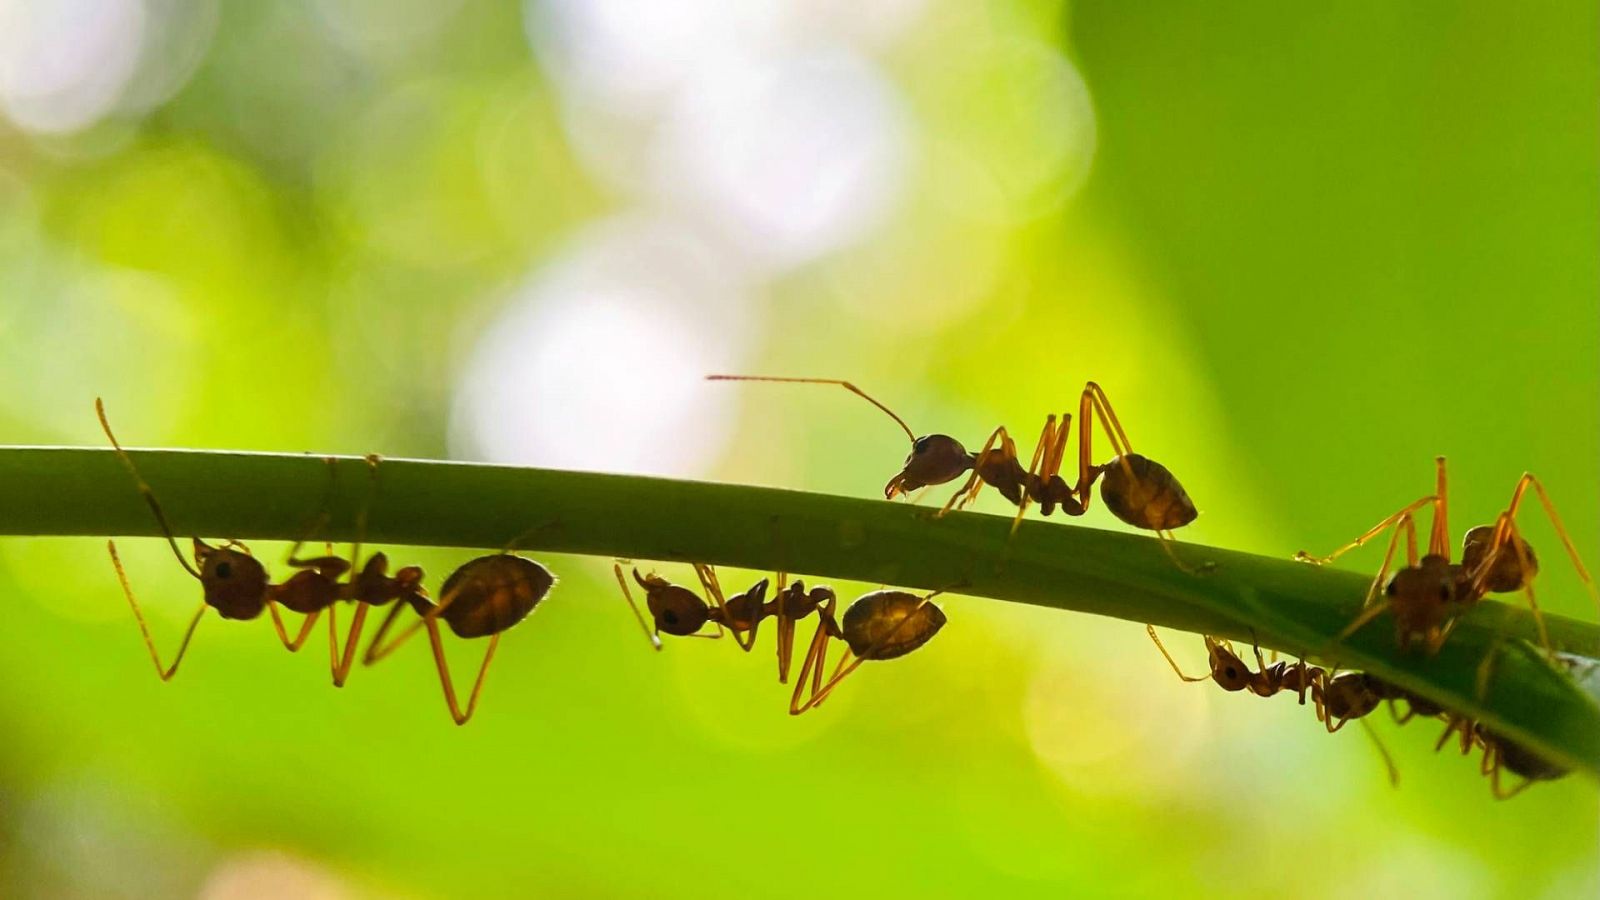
[774,572,798,684]
[1295,495,1439,566]
[1427,457,1450,558]
[1504,474,1600,615]
[96,399,202,579]
[789,604,837,715]
[1008,416,1061,536]
[937,426,1010,517]
[1358,718,1401,787]
[1146,626,1209,682]
[332,455,383,686]
[694,564,745,648]
[426,622,502,726]
[362,601,414,664]
[108,540,206,681]
[1072,383,1140,512]
[614,563,662,651]
[266,602,322,652]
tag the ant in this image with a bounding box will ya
[1148,630,1400,783]
[99,399,363,682]
[1297,457,1598,669]
[614,563,832,684]
[788,586,947,715]
[706,376,1198,543]
[362,549,555,725]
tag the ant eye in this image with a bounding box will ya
[663,610,678,625]
[1385,581,1397,597]
[216,561,232,579]
[1224,667,1238,679]
[1437,585,1450,601]
[913,437,931,454]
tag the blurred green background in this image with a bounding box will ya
[0,1,1595,897]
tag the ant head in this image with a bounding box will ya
[1384,557,1465,642]
[395,565,424,588]
[884,434,973,499]
[635,572,710,637]
[1460,524,1538,594]
[840,590,945,660]
[194,541,269,620]
[1205,641,1251,692]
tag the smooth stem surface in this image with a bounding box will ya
[2,446,1598,779]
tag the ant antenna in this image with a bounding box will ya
[96,398,201,579]
[707,375,917,444]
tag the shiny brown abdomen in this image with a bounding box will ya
[435,554,555,639]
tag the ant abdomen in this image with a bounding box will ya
[840,591,946,660]
[1460,525,1538,593]
[434,555,554,639]
[1097,454,1197,532]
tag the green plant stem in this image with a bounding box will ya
[2,446,1598,779]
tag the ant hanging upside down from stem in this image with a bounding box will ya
[706,376,1201,562]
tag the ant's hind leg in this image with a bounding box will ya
[1358,718,1401,787]
[1296,494,1439,567]
[426,622,501,726]
[1494,473,1600,616]
[108,540,206,681]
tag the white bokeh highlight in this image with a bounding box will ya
[652,47,909,271]
[0,0,146,134]
[450,217,760,477]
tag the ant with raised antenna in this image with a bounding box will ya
[706,376,1199,546]
[1148,630,1400,784]
[788,586,947,715]
[614,563,834,684]
[99,398,361,681]
[362,548,555,725]
[1296,457,1598,671]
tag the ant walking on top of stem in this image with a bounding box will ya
[1296,457,1598,679]
[707,376,1203,577]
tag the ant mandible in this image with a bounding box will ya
[706,376,1198,545]
[363,550,555,725]
[614,563,832,683]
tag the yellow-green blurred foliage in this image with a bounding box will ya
[0,2,1595,898]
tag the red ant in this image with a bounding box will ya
[1148,630,1400,783]
[99,399,363,682]
[614,563,834,684]
[706,376,1198,544]
[363,550,555,725]
[788,586,947,715]
[1297,457,1598,671]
